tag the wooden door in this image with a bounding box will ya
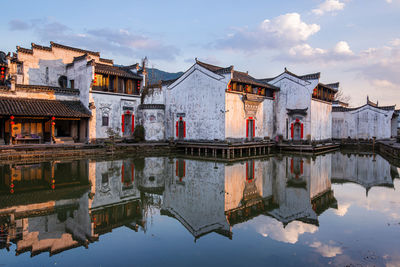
[293,123,301,141]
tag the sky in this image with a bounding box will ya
[1,0,399,106]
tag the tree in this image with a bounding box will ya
[334,88,351,103]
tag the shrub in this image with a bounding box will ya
[133,125,145,142]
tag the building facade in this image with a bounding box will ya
[332,97,398,140]
[0,42,397,145]
[0,42,145,145]
[144,60,338,142]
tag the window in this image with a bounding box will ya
[17,63,23,74]
[102,116,109,126]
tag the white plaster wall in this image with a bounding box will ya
[269,75,312,140]
[263,99,275,139]
[0,90,79,101]
[391,116,397,137]
[66,59,93,107]
[225,93,264,139]
[139,109,165,141]
[16,46,101,85]
[165,66,227,141]
[91,92,139,139]
[332,106,394,139]
[310,100,332,140]
[143,87,164,105]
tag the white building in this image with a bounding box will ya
[260,69,338,142]
[332,97,398,140]
[1,42,145,144]
[144,61,338,142]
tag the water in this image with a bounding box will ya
[0,152,399,267]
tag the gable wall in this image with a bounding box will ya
[165,68,227,141]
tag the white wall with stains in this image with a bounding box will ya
[332,105,394,139]
[310,100,332,141]
[165,65,227,141]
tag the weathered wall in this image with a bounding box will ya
[143,87,164,105]
[262,99,275,139]
[224,93,264,140]
[268,74,312,140]
[332,106,394,140]
[66,58,92,107]
[91,92,140,139]
[391,116,398,137]
[138,108,165,141]
[165,65,227,141]
[15,46,101,85]
[310,100,332,140]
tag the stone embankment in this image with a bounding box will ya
[377,140,400,166]
[0,142,173,162]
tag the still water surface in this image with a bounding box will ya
[0,152,400,267]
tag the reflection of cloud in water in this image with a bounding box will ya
[249,215,318,244]
[334,203,350,216]
[309,241,342,258]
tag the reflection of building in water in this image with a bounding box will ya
[0,160,94,256]
[161,159,231,240]
[88,158,145,235]
[158,156,336,240]
[224,159,277,226]
[331,152,399,195]
[268,154,337,227]
[135,157,169,195]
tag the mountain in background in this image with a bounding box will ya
[146,68,183,84]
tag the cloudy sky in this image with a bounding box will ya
[1,0,399,106]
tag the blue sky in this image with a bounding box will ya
[1,0,399,106]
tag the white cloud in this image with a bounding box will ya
[215,13,320,51]
[279,41,356,62]
[333,41,354,56]
[260,13,320,43]
[312,0,345,15]
[289,44,327,57]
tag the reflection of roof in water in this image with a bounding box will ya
[90,199,143,236]
[226,196,278,227]
[161,208,232,240]
[311,189,337,216]
[0,184,90,210]
[331,178,394,196]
